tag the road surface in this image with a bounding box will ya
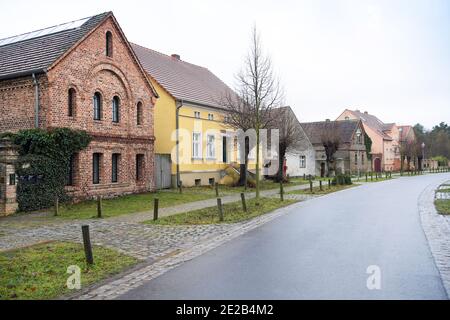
[119,174,450,299]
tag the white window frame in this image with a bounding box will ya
[208,113,214,121]
[299,155,306,168]
[206,134,216,159]
[192,132,202,159]
[194,111,201,119]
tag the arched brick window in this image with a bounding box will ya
[68,88,76,117]
[136,102,143,125]
[106,31,113,57]
[112,96,120,123]
[93,92,102,120]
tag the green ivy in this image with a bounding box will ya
[7,128,91,212]
[364,133,373,160]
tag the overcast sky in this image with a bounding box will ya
[1,0,449,129]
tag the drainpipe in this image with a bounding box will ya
[175,100,184,187]
[32,73,39,128]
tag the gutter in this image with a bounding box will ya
[0,68,45,81]
[175,99,184,187]
[32,73,40,128]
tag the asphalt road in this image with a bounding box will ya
[120,174,450,299]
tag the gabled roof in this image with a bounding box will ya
[300,120,361,145]
[398,125,415,142]
[0,12,110,80]
[342,109,392,140]
[131,43,234,108]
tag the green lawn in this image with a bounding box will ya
[437,188,450,193]
[287,184,355,195]
[0,242,137,300]
[435,200,450,215]
[144,197,298,225]
[49,179,308,220]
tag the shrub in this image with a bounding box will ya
[9,128,91,212]
[332,174,352,186]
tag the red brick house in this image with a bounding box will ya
[0,12,158,200]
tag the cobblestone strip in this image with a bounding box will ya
[74,202,301,300]
[418,179,450,299]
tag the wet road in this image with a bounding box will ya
[120,174,450,299]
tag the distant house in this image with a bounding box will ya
[300,120,368,176]
[337,109,403,172]
[398,125,418,170]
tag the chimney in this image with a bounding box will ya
[364,111,368,114]
[355,109,360,113]
[171,54,181,60]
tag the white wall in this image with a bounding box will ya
[286,148,316,177]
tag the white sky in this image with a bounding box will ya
[1,0,449,129]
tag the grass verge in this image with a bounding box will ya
[435,199,450,215]
[144,197,297,225]
[0,242,137,300]
[436,188,450,193]
[287,184,355,195]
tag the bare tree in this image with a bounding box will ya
[223,26,283,203]
[268,106,306,182]
[320,122,342,177]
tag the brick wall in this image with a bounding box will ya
[0,16,156,201]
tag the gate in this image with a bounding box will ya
[155,154,172,189]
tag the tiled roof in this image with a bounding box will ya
[300,120,360,145]
[346,110,392,140]
[131,43,234,108]
[0,12,110,79]
[398,125,414,141]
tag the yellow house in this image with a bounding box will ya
[132,44,242,188]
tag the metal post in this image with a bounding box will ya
[153,198,159,221]
[81,225,94,265]
[217,198,224,222]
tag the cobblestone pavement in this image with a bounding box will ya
[419,179,450,297]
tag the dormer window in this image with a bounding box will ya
[106,31,113,57]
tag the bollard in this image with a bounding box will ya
[328,179,331,189]
[153,198,159,221]
[279,181,284,201]
[319,180,323,191]
[309,179,313,193]
[215,182,219,197]
[365,173,368,182]
[371,172,373,181]
[81,225,94,265]
[179,181,183,194]
[217,198,224,222]
[240,193,247,212]
[97,195,102,218]
[54,197,59,217]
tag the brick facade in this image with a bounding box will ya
[0,16,157,201]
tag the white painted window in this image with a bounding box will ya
[194,111,201,119]
[206,134,215,159]
[299,155,306,168]
[192,132,202,159]
[208,113,214,120]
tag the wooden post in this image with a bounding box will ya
[365,173,368,182]
[280,181,284,201]
[81,225,94,265]
[309,179,313,194]
[97,195,102,218]
[240,193,247,212]
[371,172,373,181]
[328,179,331,189]
[215,182,219,197]
[54,197,59,217]
[319,180,323,191]
[179,181,183,194]
[153,198,159,221]
[217,198,224,222]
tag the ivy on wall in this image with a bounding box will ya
[364,133,373,160]
[3,128,91,212]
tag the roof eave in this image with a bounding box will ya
[0,68,46,81]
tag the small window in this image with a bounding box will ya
[209,178,215,186]
[345,116,350,120]
[194,111,200,119]
[9,174,16,186]
[136,154,145,181]
[195,179,201,186]
[93,153,102,184]
[192,132,202,159]
[112,96,120,123]
[208,113,214,120]
[354,153,358,165]
[93,92,102,120]
[362,153,365,165]
[136,102,143,125]
[112,153,120,183]
[68,88,76,117]
[106,31,113,57]
[299,155,306,168]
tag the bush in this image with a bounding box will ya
[9,128,91,212]
[332,174,352,186]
